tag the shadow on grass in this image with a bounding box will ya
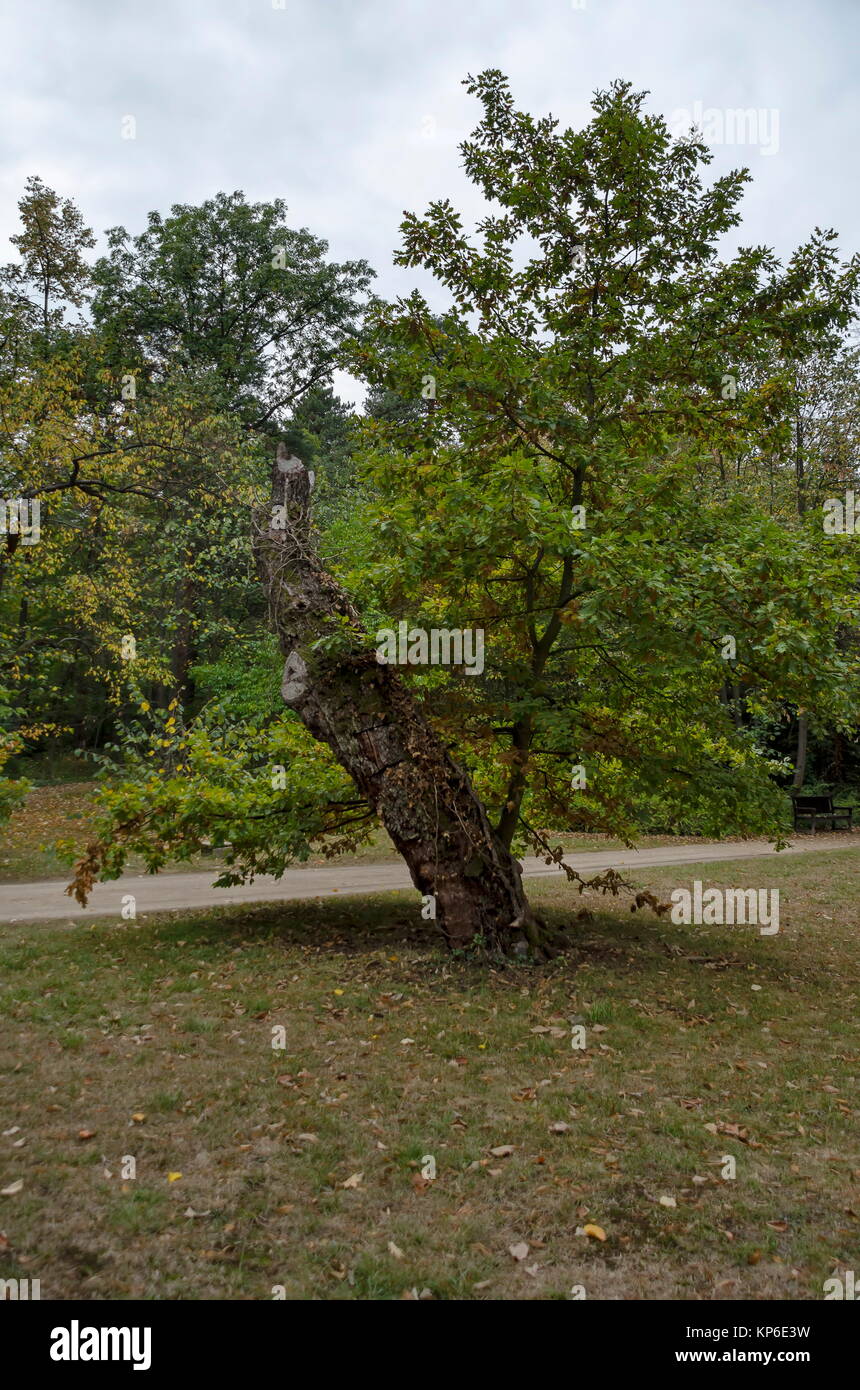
[9,859,845,1008]
[63,884,789,985]
[109,889,672,958]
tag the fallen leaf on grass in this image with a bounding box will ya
[77,1129,96,1141]
[1,1181,23,1196]
[719,1122,749,1141]
[583,1224,607,1242]
[659,1195,677,1208]
[387,1241,404,1259]
[341,1172,363,1189]
[489,1145,514,1157]
[167,1172,182,1183]
[549,1122,570,1134]
[704,1120,750,1142]
[509,1242,530,1261]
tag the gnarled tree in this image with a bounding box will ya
[65,74,860,954]
[254,444,540,952]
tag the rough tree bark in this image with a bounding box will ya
[253,446,543,953]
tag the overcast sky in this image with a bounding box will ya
[1,0,857,405]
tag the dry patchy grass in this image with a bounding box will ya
[0,849,857,1301]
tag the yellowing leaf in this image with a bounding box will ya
[583,1223,607,1242]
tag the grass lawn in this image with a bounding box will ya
[0,847,857,1301]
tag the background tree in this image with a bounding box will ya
[5,175,95,338]
[91,191,373,428]
[1,185,371,776]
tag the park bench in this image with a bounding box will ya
[792,794,853,833]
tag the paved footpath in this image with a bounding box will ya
[0,833,857,925]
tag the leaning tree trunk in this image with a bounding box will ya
[253,447,541,952]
